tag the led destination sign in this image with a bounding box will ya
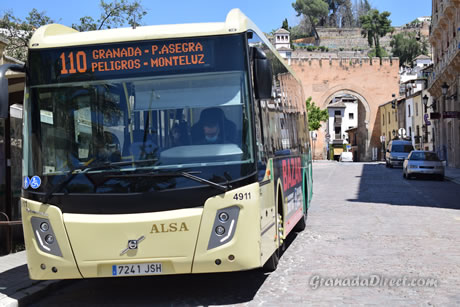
[59,41,209,76]
[28,35,247,86]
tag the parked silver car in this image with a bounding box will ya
[403,151,445,180]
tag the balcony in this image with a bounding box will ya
[427,35,460,90]
[431,0,458,35]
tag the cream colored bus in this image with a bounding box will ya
[0,9,313,280]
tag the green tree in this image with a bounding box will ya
[73,0,147,31]
[338,0,354,27]
[292,0,329,41]
[325,0,347,27]
[353,0,372,26]
[0,0,147,61]
[359,9,393,59]
[282,18,289,31]
[306,97,329,131]
[0,9,53,60]
[390,32,426,67]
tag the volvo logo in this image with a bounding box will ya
[120,235,145,255]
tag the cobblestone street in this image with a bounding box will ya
[31,161,460,306]
[251,161,460,306]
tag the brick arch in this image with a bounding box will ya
[289,57,400,160]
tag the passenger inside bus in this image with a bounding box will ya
[191,107,236,145]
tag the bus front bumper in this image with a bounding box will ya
[21,183,261,280]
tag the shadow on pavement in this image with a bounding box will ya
[0,264,37,299]
[28,267,269,306]
[27,230,303,306]
[347,163,460,210]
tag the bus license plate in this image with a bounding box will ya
[112,263,162,276]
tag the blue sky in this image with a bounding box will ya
[2,0,432,33]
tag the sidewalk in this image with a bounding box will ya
[0,251,60,306]
[445,166,460,185]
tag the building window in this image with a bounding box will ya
[408,105,411,117]
[415,103,418,116]
[383,114,385,126]
[388,112,391,124]
[335,110,341,116]
[349,113,354,120]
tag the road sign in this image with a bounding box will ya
[424,114,431,126]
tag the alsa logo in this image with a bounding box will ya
[150,222,189,234]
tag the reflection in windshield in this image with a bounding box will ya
[392,145,414,153]
[25,71,254,193]
[410,152,440,161]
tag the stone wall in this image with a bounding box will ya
[315,23,430,52]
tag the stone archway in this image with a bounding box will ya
[290,57,400,160]
[321,87,372,161]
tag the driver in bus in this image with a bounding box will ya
[191,107,236,145]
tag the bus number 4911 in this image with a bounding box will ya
[233,192,251,201]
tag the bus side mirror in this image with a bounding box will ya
[251,47,272,100]
[0,64,25,118]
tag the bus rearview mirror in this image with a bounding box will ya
[252,47,272,100]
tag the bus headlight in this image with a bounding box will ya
[31,217,63,257]
[215,225,225,236]
[40,222,49,232]
[218,212,229,222]
[207,206,240,250]
[45,234,55,244]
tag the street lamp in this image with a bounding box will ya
[422,94,435,112]
[422,94,428,106]
[441,82,449,96]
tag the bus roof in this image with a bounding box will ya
[28,9,300,84]
[30,9,261,49]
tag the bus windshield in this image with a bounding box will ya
[23,35,255,199]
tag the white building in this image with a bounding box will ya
[400,55,433,85]
[399,55,433,147]
[327,96,358,150]
[273,28,292,59]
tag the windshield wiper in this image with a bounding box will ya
[110,171,231,192]
[42,160,121,203]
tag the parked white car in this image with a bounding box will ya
[339,151,353,162]
[403,151,445,180]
